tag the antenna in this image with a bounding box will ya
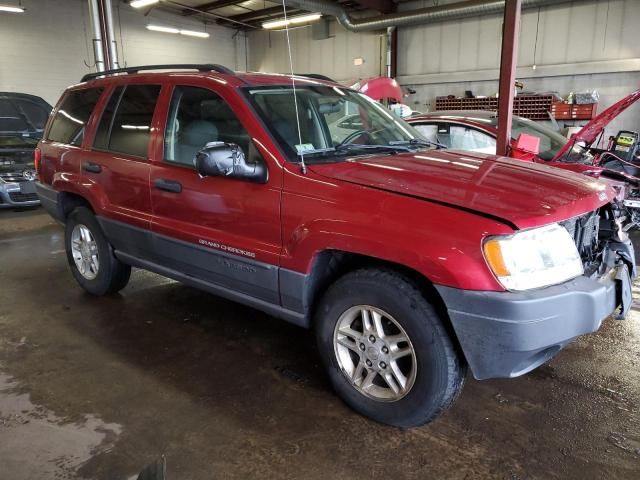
[281,0,307,174]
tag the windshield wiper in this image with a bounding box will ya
[335,143,411,153]
[389,138,447,149]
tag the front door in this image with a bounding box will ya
[149,84,282,304]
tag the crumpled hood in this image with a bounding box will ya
[309,150,615,230]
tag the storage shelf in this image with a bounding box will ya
[434,95,597,121]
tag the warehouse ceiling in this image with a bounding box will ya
[153,0,393,30]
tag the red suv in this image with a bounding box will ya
[36,65,635,427]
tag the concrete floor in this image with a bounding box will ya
[0,209,639,480]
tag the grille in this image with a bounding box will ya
[8,192,38,203]
[560,210,601,273]
[0,172,29,183]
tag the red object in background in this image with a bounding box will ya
[511,133,540,161]
[352,77,404,103]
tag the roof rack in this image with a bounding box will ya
[81,64,234,83]
[296,73,336,82]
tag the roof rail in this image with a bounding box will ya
[296,73,336,82]
[81,64,235,83]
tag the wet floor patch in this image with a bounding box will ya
[0,370,122,480]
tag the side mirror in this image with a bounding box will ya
[195,142,267,184]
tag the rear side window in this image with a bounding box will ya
[47,88,103,146]
[93,85,161,158]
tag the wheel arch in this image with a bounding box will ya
[58,191,95,220]
[303,249,464,359]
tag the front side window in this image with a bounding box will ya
[245,85,425,162]
[47,88,103,146]
[164,86,251,167]
[93,84,160,158]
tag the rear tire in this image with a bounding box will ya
[315,268,466,427]
[64,207,131,295]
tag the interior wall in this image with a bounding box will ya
[247,0,639,137]
[248,22,385,83]
[0,0,245,106]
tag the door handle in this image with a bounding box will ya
[83,162,102,173]
[154,178,182,193]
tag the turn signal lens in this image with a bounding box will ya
[483,239,510,277]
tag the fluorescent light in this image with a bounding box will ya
[179,29,209,38]
[147,25,209,39]
[262,13,321,30]
[0,5,25,13]
[147,24,179,34]
[130,0,159,8]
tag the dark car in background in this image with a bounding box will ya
[0,92,52,209]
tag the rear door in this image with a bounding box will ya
[149,82,282,304]
[83,83,163,259]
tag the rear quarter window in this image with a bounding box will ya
[47,88,103,146]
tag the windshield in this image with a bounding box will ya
[245,85,426,161]
[509,117,571,160]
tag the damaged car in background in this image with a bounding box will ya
[0,92,52,209]
[407,89,640,228]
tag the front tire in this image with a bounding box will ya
[65,207,131,295]
[315,268,466,427]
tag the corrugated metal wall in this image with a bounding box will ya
[397,0,639,79]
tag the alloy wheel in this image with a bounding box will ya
[70,224,100,280]
[333,305,417,402]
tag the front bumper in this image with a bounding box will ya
[436,241,635,380]
[0,180,40,208]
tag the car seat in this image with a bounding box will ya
[178,120,218,166]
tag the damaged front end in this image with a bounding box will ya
[560,204,635,319]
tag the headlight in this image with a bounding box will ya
[483,223,583,291]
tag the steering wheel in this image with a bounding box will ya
[336,129,375,147]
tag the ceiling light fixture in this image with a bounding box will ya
[179,29,210,38]
[147,24,210,39]
[262,13,322,30]
[0,4,25,13]
[130,0,159,8]
[147,24,179,34]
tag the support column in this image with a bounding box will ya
[496,0,521,157]
[87,0,120,72]
[385,27,395,78]
[88,0,106,72]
